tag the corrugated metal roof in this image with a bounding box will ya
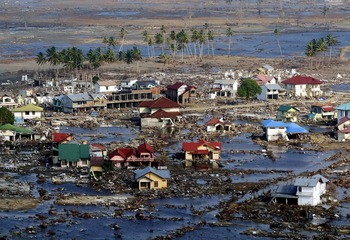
[265,84,282,90]
[286,123,308,133]
[336,102,350,111]
[262,119,288,128]
[134,166,170,180]
[67,93,93,101]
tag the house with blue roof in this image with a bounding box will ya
[134,166,170,190]
[335,102,350,123]
[262,119,308,141]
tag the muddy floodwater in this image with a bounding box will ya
[0,122,348,239]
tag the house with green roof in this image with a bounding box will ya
[11,104,43,124]
[276,105,300,122]
[0,124,37,141]
[58,142,90,168]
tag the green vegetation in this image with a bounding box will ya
[237,78,262,100]
[0,107,15,125]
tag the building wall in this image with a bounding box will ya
[266,127,287,141]
[139,173,167,189]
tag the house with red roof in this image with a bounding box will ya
[336,116,350,141]
[182,139,222,168]
[205,117,235,132]
[166,82,196,104]
[281,75,323,98]
[108,142,155,168]
[139,97,182,128]
[90,144,107,178]
[52,132,74,165]
[309,103,337,121]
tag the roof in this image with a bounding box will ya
[322,106,335,112]
[262,64,274,71]
[286,122,308,133]
[52,132,72,143]
[294,174,328,187]
[262,119,288,128]
[0,124,33,134]
[58,143,90,162]
[338,125,350,133]
[90,143,106,151]
[139,97,181,109]
[336,102,350,111]
[274,184,297,196]
[109,148,135,159]
[97,80,119,86]
[138,142,154,153]
[90,93,107,100]
[167,82,185,90]
[336,116,350,127]
[12,104,43,112]
[277,105,299,112]
[255,74,274,83]
[264,84,282,90]
[213,79,237,85]
[67,93,93,102]
[282,75,323,85]
[134,166,170,180]
[182,139,222,152]
[206,117,224,126]
[150,109,181,119]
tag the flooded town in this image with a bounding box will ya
[1,0,350,239]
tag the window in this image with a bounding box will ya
[140,182,147,188]
[25,111,30,115]
[154,181,158,188]
[298,186,302,192]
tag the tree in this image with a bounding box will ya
[143,30,151,57]
[208,30,215,56]
[36,52,47,65]
[326,34,339,63]
[237,78,262,100]
[226,27,234,55]
[105,48,116,63]
[274,29,283,58]
[316,37,327,67]
[119,28,127,52]
[155,33,164,54]
[0,107,15,125]
[204,23,210,55]
[92,75,100,85]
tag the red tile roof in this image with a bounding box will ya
[206,117,224,126]
[150,109,181,119]
[322,106,335,112]
[138,142,154,153]
[167,82,185,90]
[336,116,350,127]
[182,139,222,152]
[282,75,323,85]
[52,133,72,143]
[109,148,135,159]
[90,143,106,151]
[139,97,181,109]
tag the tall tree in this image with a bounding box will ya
[274,29,283,58]
[226,27,234,55]
[143,30,151,57]
[119,28,127,52]
[155,33,164,55]
[198,29,206,60]
[0,107,15,125]
[208,30,215,56]
[326,34,339,63]
[204,23,210,55]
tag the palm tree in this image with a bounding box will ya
[176,30,189,61]
[118,51,126,62]
[305,41,316,68]
[148,37,155,58]
[131,47,142,61]
[36,52,47,65]
[274,29,283,58]
[108,36,117,49]
[160,53,170,65]
[143,30,151,57]
[198,29,206,60]
[226,27,234,55]
[208,30,215,56]
[160,25,167,53]
[95,47,105,66]
[155,33,164,55]
[204,23,210,55]
[105,48,116,63]
[169,30,177,57]
[326,34,339,63]
[119,28,127,52]
[316,38,327,67]
[46,46,62,78]
[86,49,98,69]
[190,28,199,58]
[102,36,109,50]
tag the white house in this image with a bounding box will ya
[262,119,288,141]
[11,104,44,124]
[282,75,323,98]
[257,83,283,100]
[273,174,329,206]
[295,174,329,206]
[121,79,138,89]
[211,79,238,97]
[95,80,122,94]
